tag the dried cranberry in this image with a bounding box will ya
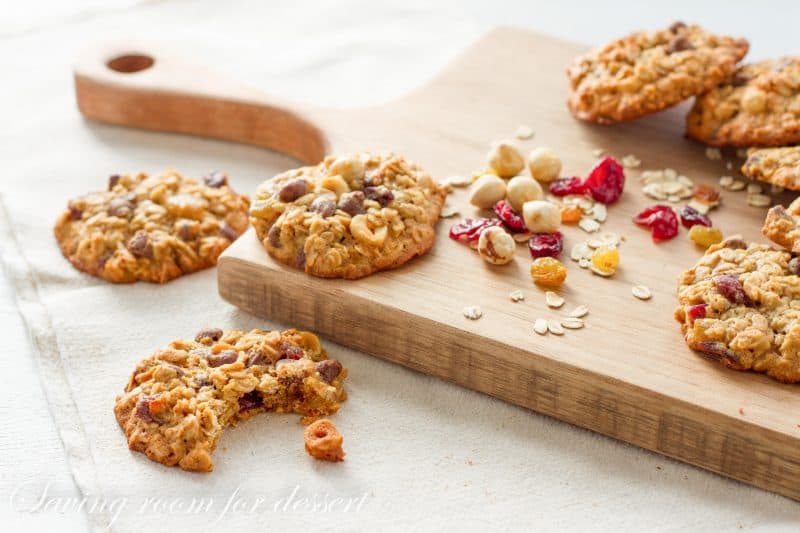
[207,350,238,367]
[195,328,223,342]
[634,205,678,242]
[134,395,154,422]
[679,206,712,228]
[528,232,563,258]
[695,341,740,366]
[238,391,263,411]
[549,177,586,197]
[449,218,502,246]
[279,342,304,360]
[493,200,526,232]
[715,275,750,306]
[246,348,265,367]
[316,360,343,383]
[127,230,154,258]
[108,174,121,190]
[583,156,625,204]
[687,303,707,322]
[220,222,239,241]
[203,171,227,188]
[278,179,308,202]
[364,186,394,207]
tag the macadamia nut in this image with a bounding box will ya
[469,174,507,209]
[527,147,562,183]
[506,176,543,212]
[487,142,525,178]
[522,200,561,233]
[477,226,515,265]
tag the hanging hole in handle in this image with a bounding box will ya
[107,54,154,73]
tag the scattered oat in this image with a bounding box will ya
[578,217,600,233]
[440,205,459,218]
[632,284,652,300]
[747,194,771,207]
[771,184,785,195]
[578,257,591,269]
[746,183,762,194]
[510,290,524,302]
[687,199,711,215]
[725,161,733,171]
[561,317,585,329]
[515,125,535,140]
[533,318,548,335]
[547,320,564,335]
[512,232,531,243]
[589,265,614,277]
[568,305,589,318]
[545,291,565,308]
[728,179,746,192]
[591,203,607,222]
[641,169,693,201]
[736,148,748,159]
[571,242,591,261]
[592,148,604,158]
[621,154,641,168]
[705,147,722,160]
[667,194,681,203]
[463,306,482,320]
[719,176,734,188]
[443,175,471,188]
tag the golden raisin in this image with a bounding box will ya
[590,246,619,275]
[530,257,567,287]
[688,225,723,248]
[560,204,582,224]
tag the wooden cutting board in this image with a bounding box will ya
[74,28,800,501]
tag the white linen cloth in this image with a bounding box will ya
[2,1,800,531]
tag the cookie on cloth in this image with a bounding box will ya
[675,237,800,383]
[567,22,748,124]
[249,152,447,279]
[54,170,249,283]
[114,328,347,472]
[742,146,800,191]
[687,57,800,147]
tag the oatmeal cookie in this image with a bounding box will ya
[114,328,347,472]
[250,152,446,279]
[742,146,800,190]
[675,237,800,383]
[687,57,800,147]
[567,22,748,124]
[762,197,800,254]
[54,170,249,283]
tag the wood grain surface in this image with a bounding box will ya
[74,28,800,500]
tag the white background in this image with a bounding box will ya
[2,1,799,531]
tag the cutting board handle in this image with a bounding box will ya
[73,41,330,164]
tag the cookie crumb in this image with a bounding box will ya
[304,419,345,462]
[510,290,525,302]
[705,147,722,161]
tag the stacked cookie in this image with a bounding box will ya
[567,22,800,192]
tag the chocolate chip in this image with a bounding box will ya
[207,349,238,367]
[246,348,266,367]
[238,391,263,411]
[220,222,239,241]
[203,171,228,188]
[195,328,223,342]
[309,197,336,218]
[669,21,687,33]
[108,197,135,218]
[665,35,694,54]
[195,375,211,388]
[179,222,193,241]
[789,257,800,276]
[315,359,342,383]
[68,203,83,221]
[135,395,155,422]
[267,225,281,248]
[278,179,308,202]
[337,191,365,216]
[127,230,153,259]
[108,174,121,190]
[364,186,394,207]
[280,342,305,360]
